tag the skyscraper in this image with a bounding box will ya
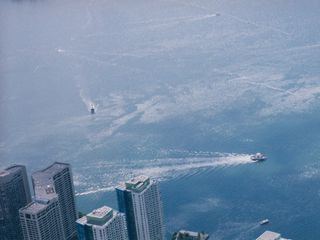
[0,165,31,240]
[76,206,128,240]
[32,162,78,240]
[19,185,66,240]
[116,176,165,240]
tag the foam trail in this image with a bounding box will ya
[95,111,139,138]
[76,187,114,196]
[33,65,41,73]
[79,89,97,113]
[177,1,290,36]
[83,0,95,30]
[90,97,161,141]
[75,153,254,196]
[245,81,295,96]
[56,48,147,73]
[132,15,199,25]
[287,43,320,52]
[145,14,218,29]
[223,13,290,36]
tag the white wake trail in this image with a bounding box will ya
[223,13,291,36]
[143,14,219,29]
[245,81,295,96]
[176,1,290,36]
[90,97,161,141]
[79,89,97,113]
[286,43,320,52]
[75,153,254,196]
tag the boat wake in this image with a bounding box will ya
[79,88,97,113]
[75,153,253,196]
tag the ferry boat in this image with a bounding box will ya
[250,153,267,161]
[90,105,95,114]
[259,219,269,225]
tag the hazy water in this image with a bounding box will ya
[1,0,320,239]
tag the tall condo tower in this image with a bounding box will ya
[32,162,78,240]
[19,185,66,240]
[0,165,31,240]
[76,206,128,240]
[116,176,165,240]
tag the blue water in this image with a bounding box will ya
[1,0,320,239]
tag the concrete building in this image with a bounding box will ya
[256,231,290,240]
[0,165,31,240]
[116,175,165,240]
[19,185,65,240]
[172,230,209,240]
[32,162,78,240]
[76,206,128,240]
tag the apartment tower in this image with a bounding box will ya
[19,184,65,240]
[32,162,78,240]
[116,176,164,240]
[77,206,128,240]
[0,165,31,240]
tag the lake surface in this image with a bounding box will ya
[1,0,320,239]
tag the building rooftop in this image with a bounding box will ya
[33,162,69,180]
[5,165,25,171]
[20,201,48,214]
[77,206,115,226]
[0,165,25,177]
[0,165,27,184]
[87,206,113,220]
[41,162,69,175]
[76,216,87,225]
[32,162,70,194]
[34,184,57,199]
[173,230,209,240]
[256,231,281,240]
[0,171,9,177]
[126,175,149,185]
[20,193,59,214]
[125,175,150,193]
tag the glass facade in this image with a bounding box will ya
[116,177,164,240]
[117,189,138,240]
[0,165,31,240]
[32,162,78,240]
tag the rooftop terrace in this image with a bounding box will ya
[41,162,69,174]
[256,231,281,240]
[125,175,150,193]
[172,230,209,240]
[78,206,114,226]
[20,201,48,214]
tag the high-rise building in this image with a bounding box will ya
[116,176,165,240]
[32,162,78,240]
[0,165,31,240]
[19,185,65,240]
[76,206,128,240]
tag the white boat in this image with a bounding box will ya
[90,105,95,114]
[259,219,269,225]
[251,153,267,161]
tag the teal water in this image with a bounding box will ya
[1,0,320,239]
[76,111,320,239]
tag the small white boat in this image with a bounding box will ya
[90,105,95,114]
[251,153,267,161]
[259,219,269,225]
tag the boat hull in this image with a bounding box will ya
[251,157,267,162]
